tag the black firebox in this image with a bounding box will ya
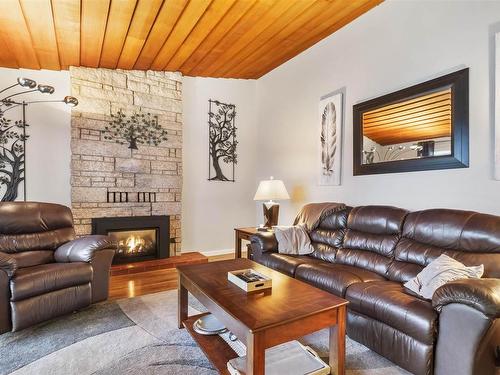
[91,216,170,264]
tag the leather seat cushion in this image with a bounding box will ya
[295,263,385,297]
[345,281,437,344]
[257,253,318,277]
[10,262,92,302]
[10,251,54,268]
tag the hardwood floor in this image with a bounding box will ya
[108,251,237,300]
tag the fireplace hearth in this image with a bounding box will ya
[92,216,170,264]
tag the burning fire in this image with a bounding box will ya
[119,235,149,254]
[111,229,156,257]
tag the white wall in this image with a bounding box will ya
[182,77,258,253]
[0,68,71,205]
[256,0,500,224]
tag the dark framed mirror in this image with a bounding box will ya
[353,68,469,175]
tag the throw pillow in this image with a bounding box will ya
[274,225,314,255]
[404,254,484,299]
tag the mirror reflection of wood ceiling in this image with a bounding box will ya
[363,88,452,146]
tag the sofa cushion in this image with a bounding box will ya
[335,206,408,277]
[257,253,317,277]
[10,251,54,268]
[308,207,350,263]
[295,263,385,297]
[345,281,437,344]
[10,263,92,301]
[0,202,75,253]
[388,209,500,282]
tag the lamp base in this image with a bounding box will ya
[263,202,279,228]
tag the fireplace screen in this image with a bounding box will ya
[92,215,169,264]
[109,229,157,258]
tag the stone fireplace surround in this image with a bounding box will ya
[70,67,182,256]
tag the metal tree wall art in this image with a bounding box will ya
[208,99,237,182]
[0,77,78,201]
[0,109,27,201]
[103,109,168,150]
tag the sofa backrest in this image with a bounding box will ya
[308,207,351,263]
[387,209,500,281]
[335,206,409,277]
[0,202,75,253]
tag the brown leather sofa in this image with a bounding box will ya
[250,205,500,375]
[0,202,116,333]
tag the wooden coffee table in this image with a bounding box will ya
[177,258,348,375]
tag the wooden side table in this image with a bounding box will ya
[234,227,259,258]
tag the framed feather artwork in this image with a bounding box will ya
[319,89,344,185]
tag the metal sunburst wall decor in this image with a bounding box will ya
[0,77,78,201]
[103,109,168,150]
[208,99,237,182]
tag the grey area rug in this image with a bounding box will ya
[0,290,409,375]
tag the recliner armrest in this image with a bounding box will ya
[250,231,278,260]
[432,278,500,319]
[0,251,17,279]
[55,235,116,263]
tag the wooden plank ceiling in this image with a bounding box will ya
[363,88,452,146]
[0,0,383,79]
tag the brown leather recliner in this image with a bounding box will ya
[0,202,116,333]
[250,205,500,375]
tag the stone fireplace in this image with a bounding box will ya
[70,67,182,257]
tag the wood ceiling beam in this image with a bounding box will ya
[51,0,81,69]
[116,0,163,70]
[100,0,137,69]
[187,0,280,76]
[215,0,316,77]
[221,0,341,79]
[0,0,40,69]
[150,0,213,71]
[133,0,188,71]
[180,0,257,75]
[0,35,18,68]
[246,0,383,78]
[165,0,237,72]
[81,0,110,68]
[20,0,61,70]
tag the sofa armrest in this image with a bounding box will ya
[249,231,278,260]
[55,235,116,263]
[432,278,500,319]
[0,251,17,279]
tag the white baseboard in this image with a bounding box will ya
[199,249,234,257]
[182,248,236,256]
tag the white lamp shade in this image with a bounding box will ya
[253,179,290,201]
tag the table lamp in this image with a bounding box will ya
[253,176,290,228]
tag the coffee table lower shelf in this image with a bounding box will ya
[182,313,239,375]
